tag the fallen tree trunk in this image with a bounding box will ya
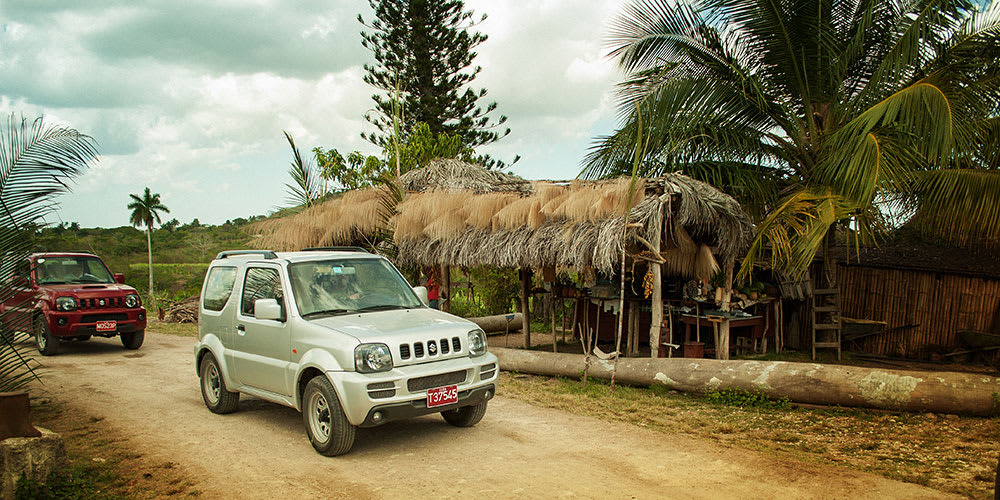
[492,347,1000,416]
[467,313,523,333]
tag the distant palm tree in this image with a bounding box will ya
[128,188,169,303]
[1,114,96,390]
[586,0,1000,283]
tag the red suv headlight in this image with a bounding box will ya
[55,296,77,311]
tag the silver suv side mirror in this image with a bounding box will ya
[255,298,283,321]
[412,286,429,307]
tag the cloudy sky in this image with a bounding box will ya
[1,0,627,228]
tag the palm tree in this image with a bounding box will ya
[586,0,1000,283]
[1,114,97,390]
[128,188,169,303]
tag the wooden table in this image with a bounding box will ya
[681,314,766,353]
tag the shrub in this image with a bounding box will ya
[706,386,790,409]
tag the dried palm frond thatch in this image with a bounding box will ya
[399,158,531,194]
[252,161,753,277]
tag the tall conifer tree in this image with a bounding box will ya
[359,0,511,167]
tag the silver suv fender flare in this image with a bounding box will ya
[294,348,349,411]
[194,335,237,390]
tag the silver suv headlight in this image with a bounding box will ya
[124,294,140,308]
[467,329,487,357]
[55,296,77,311]
[354,343,393,373]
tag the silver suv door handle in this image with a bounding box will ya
[236,324,246,335]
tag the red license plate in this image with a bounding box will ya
[96,320,117,332]
[426,385,458,408]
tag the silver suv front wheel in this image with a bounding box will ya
[302,376,355,456]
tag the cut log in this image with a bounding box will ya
[467,314,524,334]
[493,348,1000,416]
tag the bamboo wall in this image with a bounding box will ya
[839,265,1000,363]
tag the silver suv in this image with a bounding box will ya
[193,248,498,456]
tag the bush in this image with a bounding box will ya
[127,263,208,302]
[706,386,790,409]
[464,267,519,315]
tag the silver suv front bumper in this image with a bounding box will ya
[328,353,499,426]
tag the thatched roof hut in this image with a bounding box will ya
[254,159,753,279]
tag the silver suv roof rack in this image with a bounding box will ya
[215,250,278,260]
[301,246,370,253]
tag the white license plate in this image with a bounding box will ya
[96,320,117,332]
[426,385,458,408]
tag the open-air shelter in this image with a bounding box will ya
[253,160,755,358]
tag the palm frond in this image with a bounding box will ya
[0,114,96,391]
[283,131,321,209]
[908,169,1000,247]
[739,187,873,280]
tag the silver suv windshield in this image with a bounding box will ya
[36,256,115,285]
[288,258,423,318]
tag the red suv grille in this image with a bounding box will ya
[79,297,123,309]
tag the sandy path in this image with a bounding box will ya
[27,331,960,500]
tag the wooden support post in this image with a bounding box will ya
[667,303,674,358]
[648,204,664,358]
[561,298,567,343]
[595,300,602,349]
[717,256,735,360]
[569,298,578,344]
[551,291,558,353]
[520,268,531,349]
[777,299,784,354]
[625,301,634,357]
[440,265,451,313]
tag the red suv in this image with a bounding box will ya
[1,252,146,355]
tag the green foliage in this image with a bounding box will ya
[14,463,119,500]
[706,386,790,410]
[127,263,208,301]
[359,0,512,168]
[588,0,1000,278]
[313,147,385,192]
[463,267,519,316]
[383,122,478,174]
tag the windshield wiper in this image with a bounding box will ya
[355,304,408,312]
[302,309,351,319]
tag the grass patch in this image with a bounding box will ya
[15,462,120,500]
[499,372,1000,500]
[146,320,197,338]
[28,398,201,499]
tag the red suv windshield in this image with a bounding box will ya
[35,256,115,285]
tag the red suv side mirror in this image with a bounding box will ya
[113,273,125,284]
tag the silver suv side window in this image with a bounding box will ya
[241,267,284,317]
[203,266,237,312]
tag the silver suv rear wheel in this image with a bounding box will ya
[199,354,239,413]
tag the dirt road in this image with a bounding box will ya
[29,331,960,500]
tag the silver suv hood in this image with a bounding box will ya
[310,308,479,366]
[310,307,475,341]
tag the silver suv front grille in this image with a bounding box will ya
[407,370,467,392]
[398,336,462,361]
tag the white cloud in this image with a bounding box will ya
[3,0,629,227]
